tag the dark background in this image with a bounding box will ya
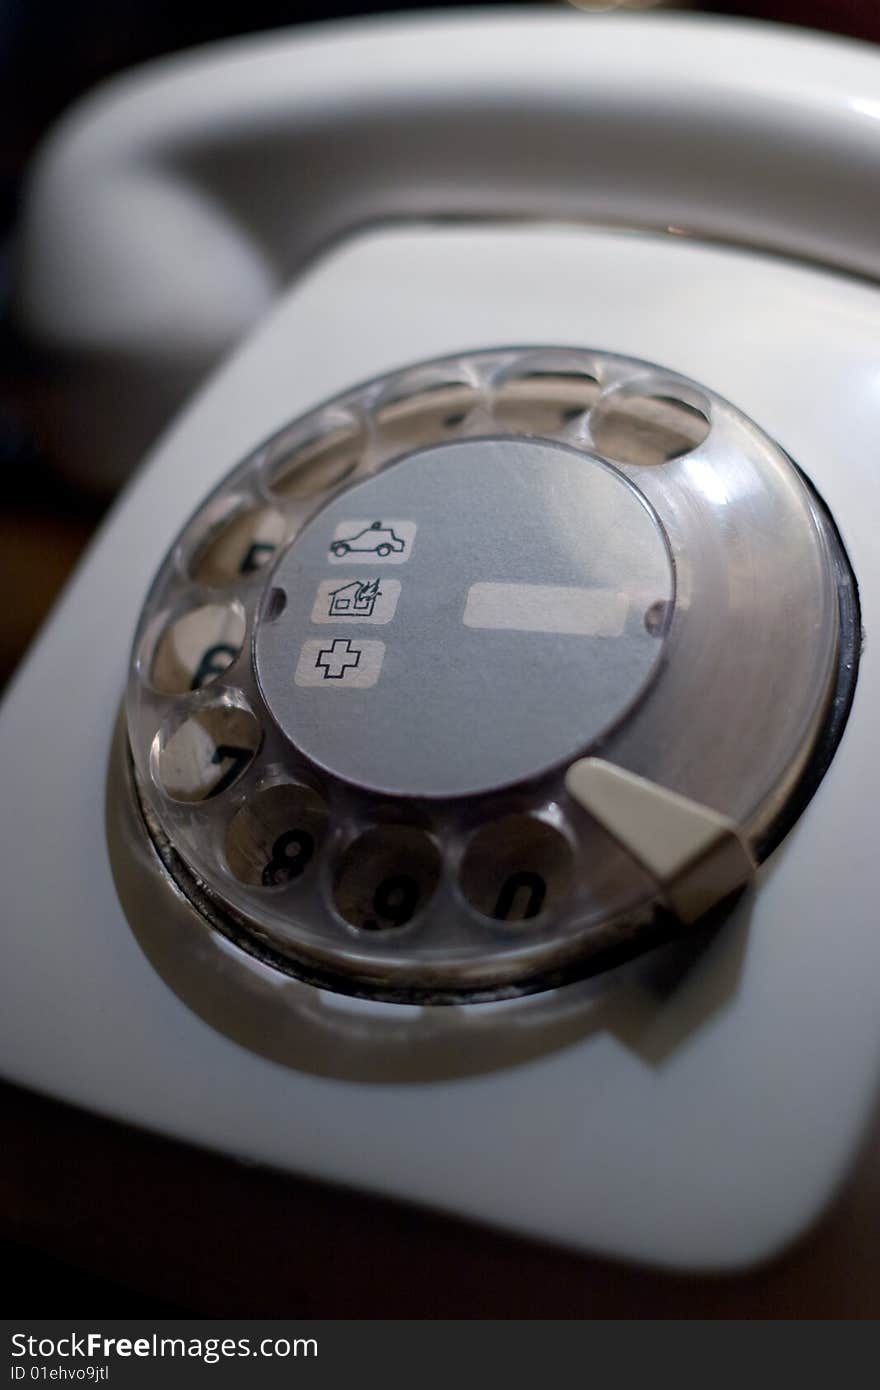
[2,0,880,1317]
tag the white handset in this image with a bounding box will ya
[16,10,880,487]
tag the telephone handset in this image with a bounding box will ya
[17,9,880,490]
[3,11,880,1280]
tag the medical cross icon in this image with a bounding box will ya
[295,637,385,690]
[316,638,362,680]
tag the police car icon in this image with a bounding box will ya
[330,521,406,558]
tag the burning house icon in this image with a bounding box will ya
[327,578,382,619]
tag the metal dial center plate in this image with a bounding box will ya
[255,439,673,798]
[123,347,858,1003]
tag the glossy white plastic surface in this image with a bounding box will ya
[2,222,878,1270]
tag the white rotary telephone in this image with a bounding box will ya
[3,9,879,1301]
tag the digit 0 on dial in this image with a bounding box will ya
[459,816,575,924]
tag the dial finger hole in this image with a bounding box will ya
[644,598,672,638]
[189,506,287,585]
[262,586,287,623]
[149,601,246,694]
[374,381,480,454]
[333,826,442,931]
[269,418,363,499]
[460,815,574,923]
[494,369,600,434]
[225,783,329,888]
[590,392,709,466]
[153,700,261,803]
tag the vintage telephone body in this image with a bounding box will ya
[2,11,880,1298]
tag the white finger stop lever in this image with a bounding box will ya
[565,758,756,925]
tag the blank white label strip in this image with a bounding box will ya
[462,583,628,637]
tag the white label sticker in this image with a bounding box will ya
[328,520,417,564]
[295,638,385,688]
[311,577,401,625]
[462,583,628,636]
